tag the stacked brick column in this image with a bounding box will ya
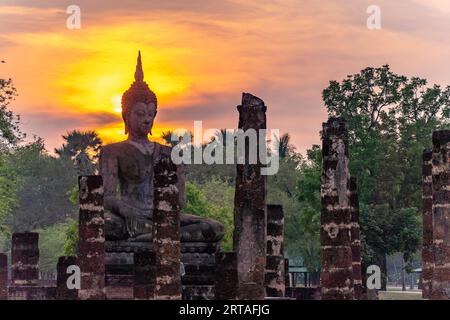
[0,253,7,300]
[11,232,39,286]
[77,175,106,300]
[349,177,362,300]
[153,151,182,300]
[233,93,267,300]
[320,117,354,300]
[214,252,238,300]
[56,256,78,300]
[422,149,433,299]
[265,205,285,297]
[430,130,450,300]
[134,252,156,300]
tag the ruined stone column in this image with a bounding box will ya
[11,232,39,286]
[77,175,105,300]
[134,252,156,300]
[233,93,267,300]
[430,130,450,300]
[320,117,354,300]
[56,256,78,300]
[215,252,238,300]
[0,253,7,300]
[350,177,362,300]
[422,149,433,299]
[265,205,285,297]
[153,150,182,300]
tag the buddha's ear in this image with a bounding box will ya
[122,112,129,135]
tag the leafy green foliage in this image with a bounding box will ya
[184,180,234,251]
[63,218,78,256]
[36,220,73,272]
[0,73,24,146]
[55,130,102,175]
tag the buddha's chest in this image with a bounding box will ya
[116,145,154,183]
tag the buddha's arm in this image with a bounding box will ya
[99,146,121,215]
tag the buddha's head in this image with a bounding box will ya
[121,51,157,138]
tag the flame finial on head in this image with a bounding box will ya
[135,51,144,81]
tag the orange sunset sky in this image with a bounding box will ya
[1,0,450,154]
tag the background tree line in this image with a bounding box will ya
[0,63,448,284]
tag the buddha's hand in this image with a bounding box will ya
[104,196,151,220]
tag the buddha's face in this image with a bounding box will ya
[126,102,157,138]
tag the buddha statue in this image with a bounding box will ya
[99,52,224,243]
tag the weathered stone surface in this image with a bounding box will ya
[77,175,106,300]
[233,93,267,300]
[0,253,7,300]
[134,251,156,299]
[11,232,39,286]
[349,177,362,300]
[422,149,433,299]
[430,130,450,300]
[153,150,182,300]
[8,286,56,300]
[215,252,238,300]
[320,117,354,300]
[265,205,285,298]
[56,256,78,300]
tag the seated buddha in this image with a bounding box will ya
[99,52,224,243]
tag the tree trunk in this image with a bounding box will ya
[401,257,406,292]
[381,254,387,291]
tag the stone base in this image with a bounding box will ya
[105,241,220,299]
[182,286,215,300]
[8,286,56,300]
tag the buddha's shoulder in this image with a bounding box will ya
[100,141,130,157]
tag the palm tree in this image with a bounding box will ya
[276,133,294,159]
[55,130,102,175]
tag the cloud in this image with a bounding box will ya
[2,0,450,155]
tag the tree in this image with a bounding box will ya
[322,65,449,288]
[55,130,102,175]
[184,180,234,251]
[292,145,321,272]
[9,138,77,231]
[0,63,24,146]
[276,133,295,159]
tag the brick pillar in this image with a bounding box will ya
[430,130,450,300]
[77,175,105,300]
[215,252,238,300]
[134,252,156,300]
[320,117,354,300]
[11,232,39,286]
[0,253,7,300]
[265,205,285,297]
[153,151,182,300]
[233,93,267,300]
[350,177,362,300]
[56,256,78,300]
[422,149,433,299]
